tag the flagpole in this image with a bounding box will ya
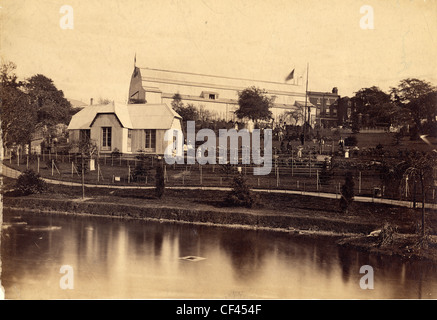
[303,62,309,144]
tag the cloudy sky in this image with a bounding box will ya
[1,0,436,103]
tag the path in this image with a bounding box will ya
[2,164,436,209]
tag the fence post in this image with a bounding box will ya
[26,156,29,169]
[128,165,130,183]
[37,156,40,173]
[358,171,362,194]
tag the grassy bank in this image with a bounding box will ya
[3,181,437,261]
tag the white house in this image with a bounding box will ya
[67,102,182,155]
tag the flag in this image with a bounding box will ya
[285,69,295,82]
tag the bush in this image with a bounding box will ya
[225,174,258,208]
[340,171,354,213]
[132,154,149,182]
[378,223,397,247]
[344,136,358,147]
[15,169,46,195]
[155,158,165,198]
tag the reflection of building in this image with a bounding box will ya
[307,88,340,128]
[68,102,182,154]
[128,65,315,125]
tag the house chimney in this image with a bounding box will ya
[90,98,93,105]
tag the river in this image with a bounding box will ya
[1,209,436,299]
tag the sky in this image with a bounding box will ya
[1,0,436,104]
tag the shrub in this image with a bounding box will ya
[319,159,332,185]
[339,171,354,213]
[132,154,149,182]
[225,174,258,208]
[155,158,165,198]
[15,169,46,195]
[344,136,358,147]
[378,223,397,247]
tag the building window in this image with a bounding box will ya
[145,129,156,150]
[102,127,112,150]
[332,108,337,116]
[209,94,216,100]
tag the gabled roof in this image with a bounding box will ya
[67,102,181,130]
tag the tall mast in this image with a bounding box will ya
[302,63,309,144]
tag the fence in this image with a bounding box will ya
[3,149,437,209]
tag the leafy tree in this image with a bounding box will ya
[235,86,273,123]
[390,78,436,135]
[25,74,72,142]
[0,61,36,147]
[351,86,394,129]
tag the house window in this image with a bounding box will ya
[209,94,216,100]
[145,129,156,150]
[332,108,337,116]
[102,127,112,150]
[127,129,132,152]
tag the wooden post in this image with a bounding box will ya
[51,159,54,176]
[81,154,85,199]
[276,166,279,187]
[316,169,319,191]
[97,163,100,182]
[128,165,130,183]
[26,156,29,169]
[359,171,362,194]
[200,164,202,185]
[17,149,20,166]
[291,150,294,177]
[309,155,312,177]
[37,156,40,173]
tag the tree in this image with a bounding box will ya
[351,86,394,129]
[25,74,73,142]
[225,173,258,208]
[402,151,437,236]
[235,86,273,123]
[340,171,355,213]
[0,61,36,148]
[390,78,436,136]
[284,104,304,126]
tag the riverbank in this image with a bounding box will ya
[3,182,437,261]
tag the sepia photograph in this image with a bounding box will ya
[1,0,437,305]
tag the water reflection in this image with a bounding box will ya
[1,209,437,299]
